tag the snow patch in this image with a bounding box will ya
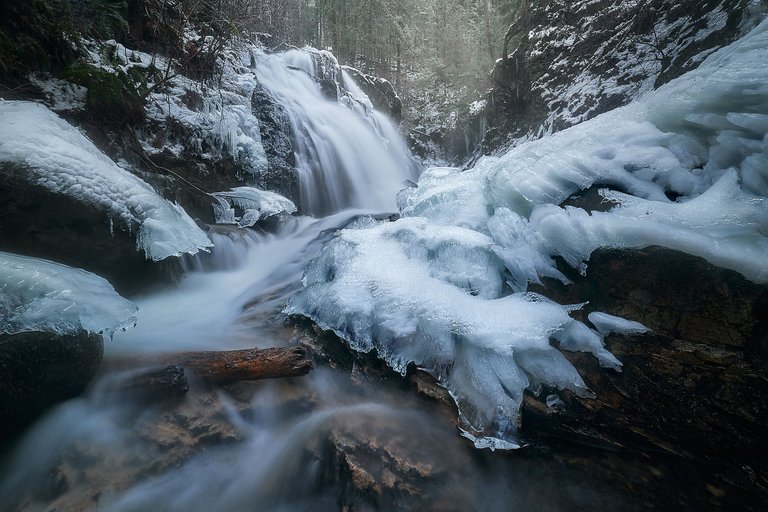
[28,73,87,111]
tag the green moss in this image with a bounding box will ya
[64,62,145,126]
[0,0,129,79]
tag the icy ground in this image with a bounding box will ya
[288,19,768,449]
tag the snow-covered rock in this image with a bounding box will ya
[286,217,603,449]
[0,101,212,261]
[141,42,270,177]
[212,187,297,228]
[0,251,137,337]
[487,0,765,149]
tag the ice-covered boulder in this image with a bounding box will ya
[286,218,627,448]
[1,251,137,337]
[0,101,212,261]
[212,187,297,228]
[0,251,137,435]
[291,19,768,449]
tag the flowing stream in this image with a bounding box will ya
[0,48,639,512]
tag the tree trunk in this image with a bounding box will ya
[484,0,495,64]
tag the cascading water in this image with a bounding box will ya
[0,45,456,511]
[254,47,418,215]
[105,47,420,355]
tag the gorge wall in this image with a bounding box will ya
[485,0,767,151]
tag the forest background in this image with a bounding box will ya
[1,0,526,156]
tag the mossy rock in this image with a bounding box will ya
[63,61,146,126]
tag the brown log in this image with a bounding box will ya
[174,346,314,382]
[110,347,314,383]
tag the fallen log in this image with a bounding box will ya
[110,346,314,383]
[174,346,314,382]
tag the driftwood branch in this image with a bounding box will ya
[111,365,189,401]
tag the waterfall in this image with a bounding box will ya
[1,46,441,510]
[101,46,421,355]
[253,48,418,216]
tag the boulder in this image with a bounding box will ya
[341,66,403,122]
[0,330,103,437]
[0,169,172,295]
[524,247,768,490]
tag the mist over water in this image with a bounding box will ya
[0,45,438,510]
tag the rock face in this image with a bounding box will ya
[0,331,103,438]
[524,247,768,494]
[405,106,487,166]
[486,0,763,149]
[342,66,403,122]
[250,79,300,203]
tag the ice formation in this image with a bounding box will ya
[0,101,212,260]
[212,187,297,228]
[399,17,768,283]
[286,218,600,449]
[290,20,768,448]
[0,252,137,337]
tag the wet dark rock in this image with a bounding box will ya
[250,78,300,204]
[342,66,402,122]
[0,330,103,437]
[524,246,768,504]
[0,167,173,295]
[560,186,623,213]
